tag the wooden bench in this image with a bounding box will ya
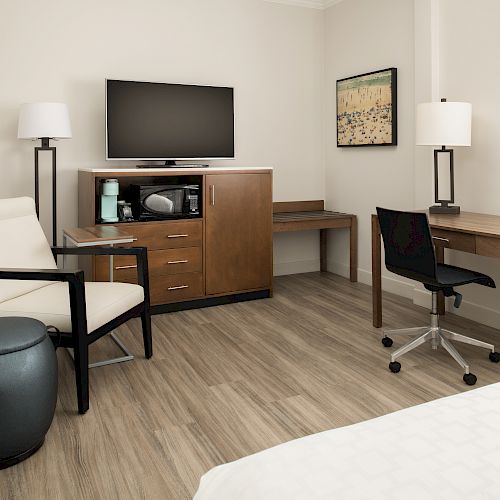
[273,200,357,282]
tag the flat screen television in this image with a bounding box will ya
[106,79,235,162]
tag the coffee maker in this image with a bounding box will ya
[99,178,119,223]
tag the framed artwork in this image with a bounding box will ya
[336,67,397,147]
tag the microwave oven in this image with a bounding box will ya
[131,184,200,221]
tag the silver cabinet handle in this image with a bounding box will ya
[210,185,215,206]
[433,236,450,243]
[167,260,189,264]
[167,234,189,238]
[168,285,189,291]
[115,264,138,270]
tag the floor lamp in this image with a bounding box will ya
[18,102,72,246]
[416,98,472,214]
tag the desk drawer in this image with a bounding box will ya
[476,236,500,258]
[431,229,476,253]
[131,220,203,250]
[150,272,204,304]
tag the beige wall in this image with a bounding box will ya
[0,0,325,274]
[325,0,500,329]
[414,0,500,327]
[324,0,416,295]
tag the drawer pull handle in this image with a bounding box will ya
[433,236,450,244]
[210,185,215,206]
[115,265,138,270]
[167,234,189,238]
[168,285,189,291]
[167,260,189,264]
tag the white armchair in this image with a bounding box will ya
[0,197,152,414]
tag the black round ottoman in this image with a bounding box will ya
[0,317,58,469]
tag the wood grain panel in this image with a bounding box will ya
[150,272,204,304]
[95,247,202,282]
[272,200,324,213]
[205,173,272,295]
[129,220,203,250]
[428,211,500,238]
[431,228,476,253]
[476,236,500,258]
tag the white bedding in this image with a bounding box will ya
[194,383,500,500]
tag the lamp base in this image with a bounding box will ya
[429,204,460,215]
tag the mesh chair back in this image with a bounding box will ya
[376,207,437,283]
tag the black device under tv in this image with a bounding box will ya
[106,79,235,165]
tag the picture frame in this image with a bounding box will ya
[336,67,397,147]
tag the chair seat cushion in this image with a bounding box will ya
[0,282,144,334]
[434,263,496,288]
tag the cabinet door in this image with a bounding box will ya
[205,173,272,295]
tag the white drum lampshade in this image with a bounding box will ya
[18,102,72,139]
[416,99,471,215]
[416,101,471,147]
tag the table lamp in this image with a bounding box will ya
[18,102,72,245]
[416,98,471,214]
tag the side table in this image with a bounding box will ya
[63,226,137,368]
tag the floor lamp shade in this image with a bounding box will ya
[17,102,72,247]
[18,103,72,140]
[416,100,471,215]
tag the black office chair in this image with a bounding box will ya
[377,207,500,385]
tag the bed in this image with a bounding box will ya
[194,382,500,499]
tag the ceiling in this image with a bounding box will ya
[264,0,346,9]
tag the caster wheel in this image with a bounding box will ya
[382,337,393,348]
[489,352,500,363]
[463,373,477,386]
[389,361,401,373]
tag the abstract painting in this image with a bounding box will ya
[337,68,397,147]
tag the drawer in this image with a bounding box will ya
[431,229,476,254]
[131,220,202,250]
[149,247,202,276]
[94,255,138,283]
[95,246,202,282]
[476,236,500,258]
[150,272,204,304]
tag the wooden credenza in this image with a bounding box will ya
[78,167,273,311]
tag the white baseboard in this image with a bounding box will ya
[329,261,414,299]
[275,259,414,299]
[413,288,500,330]
[273,259,320,276]
[274,260,500,329]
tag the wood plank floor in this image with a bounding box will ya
[3,272,500,499]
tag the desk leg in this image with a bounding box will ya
[372,214,382,328]
[320,229,327,272]
[435,244,446,315]
[350,217,358,282]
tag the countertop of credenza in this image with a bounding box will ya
[79,166,273,174]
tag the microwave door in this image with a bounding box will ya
[143,192,174,215]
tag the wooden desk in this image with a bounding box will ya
[372,211,500,328]
[273,200,358,282]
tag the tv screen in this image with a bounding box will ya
[106,80,234,160]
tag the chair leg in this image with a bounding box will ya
[384,326,430,337]
[440,328,495,352]
[390,329,433,363]
[73,342,89,414]
[440,335,470,374]
[141,309,153,359]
